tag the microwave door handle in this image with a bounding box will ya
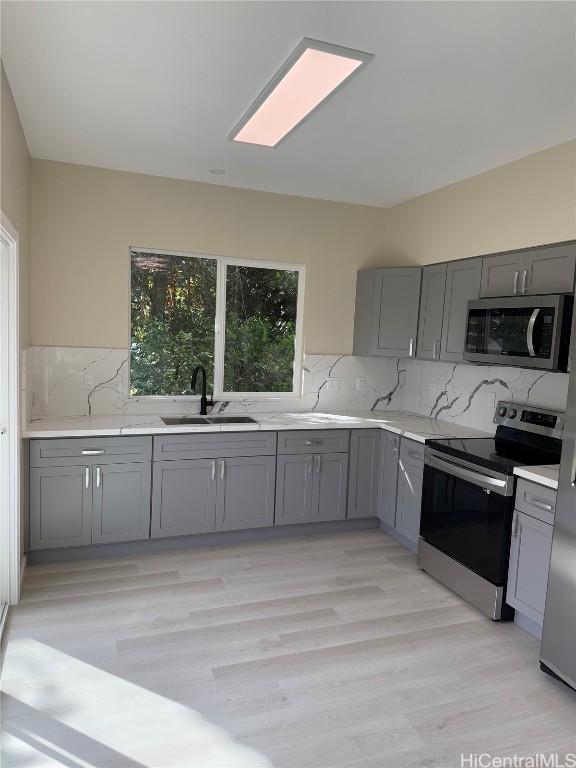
[527,308,540,357]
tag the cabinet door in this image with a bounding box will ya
[275,454,315,525]
[353,269,376,356]
[506,511,553,625]
[92,463,151,544]
[372,268,422,357]
[30,466,92,550]
[417,264,447,360]
[395,441,425,545]
[523,243,576,295]
[315,453,348,522]
[348,430,380,519]
[441,258,482,361]
[377,432,400,527]
[480,252,526,297]
[215,456,276,532]
[151,459,217,538]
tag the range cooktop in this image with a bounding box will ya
[426,401,564,476]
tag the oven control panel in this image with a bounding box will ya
[494,400,564,437]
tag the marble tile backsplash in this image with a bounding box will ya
[25,346,569,434]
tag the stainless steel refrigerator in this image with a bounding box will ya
[540,298,576,691]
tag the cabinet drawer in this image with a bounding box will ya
[31,437,152,467]
[277,430,349,455]
[515,479,556,524]
[400,438,425,465]
[153,431,277,461]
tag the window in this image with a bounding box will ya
[130,249,304,398]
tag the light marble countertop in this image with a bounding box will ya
[23,409,491,442]
[513,465,560,490]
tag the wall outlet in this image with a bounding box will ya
[84,375,94,391]
[326,378,340,391]
[355,377,365,392]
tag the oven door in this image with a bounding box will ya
[463,295,565,369]
[420,451,515,586]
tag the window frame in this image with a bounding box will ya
[128,247,306,400]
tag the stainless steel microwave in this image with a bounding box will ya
[464,294,574,371]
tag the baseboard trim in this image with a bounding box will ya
[27,518,379,565]
[378,521,418,553]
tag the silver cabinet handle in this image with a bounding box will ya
[409,338,414,357]
[513,271,519,295]
[96,466,101,488]
[211,460,216,480]
[305,439,322,446]
[513,512,520,537]
[521,269,528,294]
[85,467,90,488]
[220,459,225,480]
[527,308,540,357]
[315,455,321,473]
[81,449,105,455]
[527,496,553,512]
[306,456,313,474]
[433,340,440,359]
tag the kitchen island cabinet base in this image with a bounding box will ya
[26,517,379,565]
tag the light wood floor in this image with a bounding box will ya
[1,529,574,768]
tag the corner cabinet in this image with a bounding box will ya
[353,267,422,358]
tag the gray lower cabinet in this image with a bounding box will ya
[30,465,92,550]
[417,264,447,360]
[377,431,400,527]
[506,510,553,625]
[441,258,482,361]
[275,452,348,525]
[151,459,217,537]
[395,438,425,546]
[216,456,276,531]
[92,462,151,543]
[353,267,422,357]
[348,430,381,519]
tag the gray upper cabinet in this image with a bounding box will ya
[275,454,315,526]
[353,267,422,358]
[92,462,151,544]
[480,242,576,298]
[395,439,425,548]
[30,465,92,550]
[417,264,447,361]
[377,431,400,527]
[215,456,276,531]
[151,459,217,538]
[507,510,553,626]
[523,243,576,295]
[480,251,526,297]
[348,430,380,519]
[441,258,482,361]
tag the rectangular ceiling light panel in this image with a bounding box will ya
[230,39,372,147]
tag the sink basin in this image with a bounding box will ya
[161,415,258,426]
[207,416,258,424]
[161,417,210,425]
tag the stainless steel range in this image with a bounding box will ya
[418,401,564,620]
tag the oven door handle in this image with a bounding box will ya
[426,453,513,496]
[527,308,540,357]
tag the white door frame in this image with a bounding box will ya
[0,212,21,606]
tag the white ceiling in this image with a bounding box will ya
[2,1,575,206]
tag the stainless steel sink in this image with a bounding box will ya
[161,417,210,425]
[207,416,258,424]
[161,415,258,426]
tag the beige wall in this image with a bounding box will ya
[31,160,389,354]
[385,141,576,265]
[1,63,30,348]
